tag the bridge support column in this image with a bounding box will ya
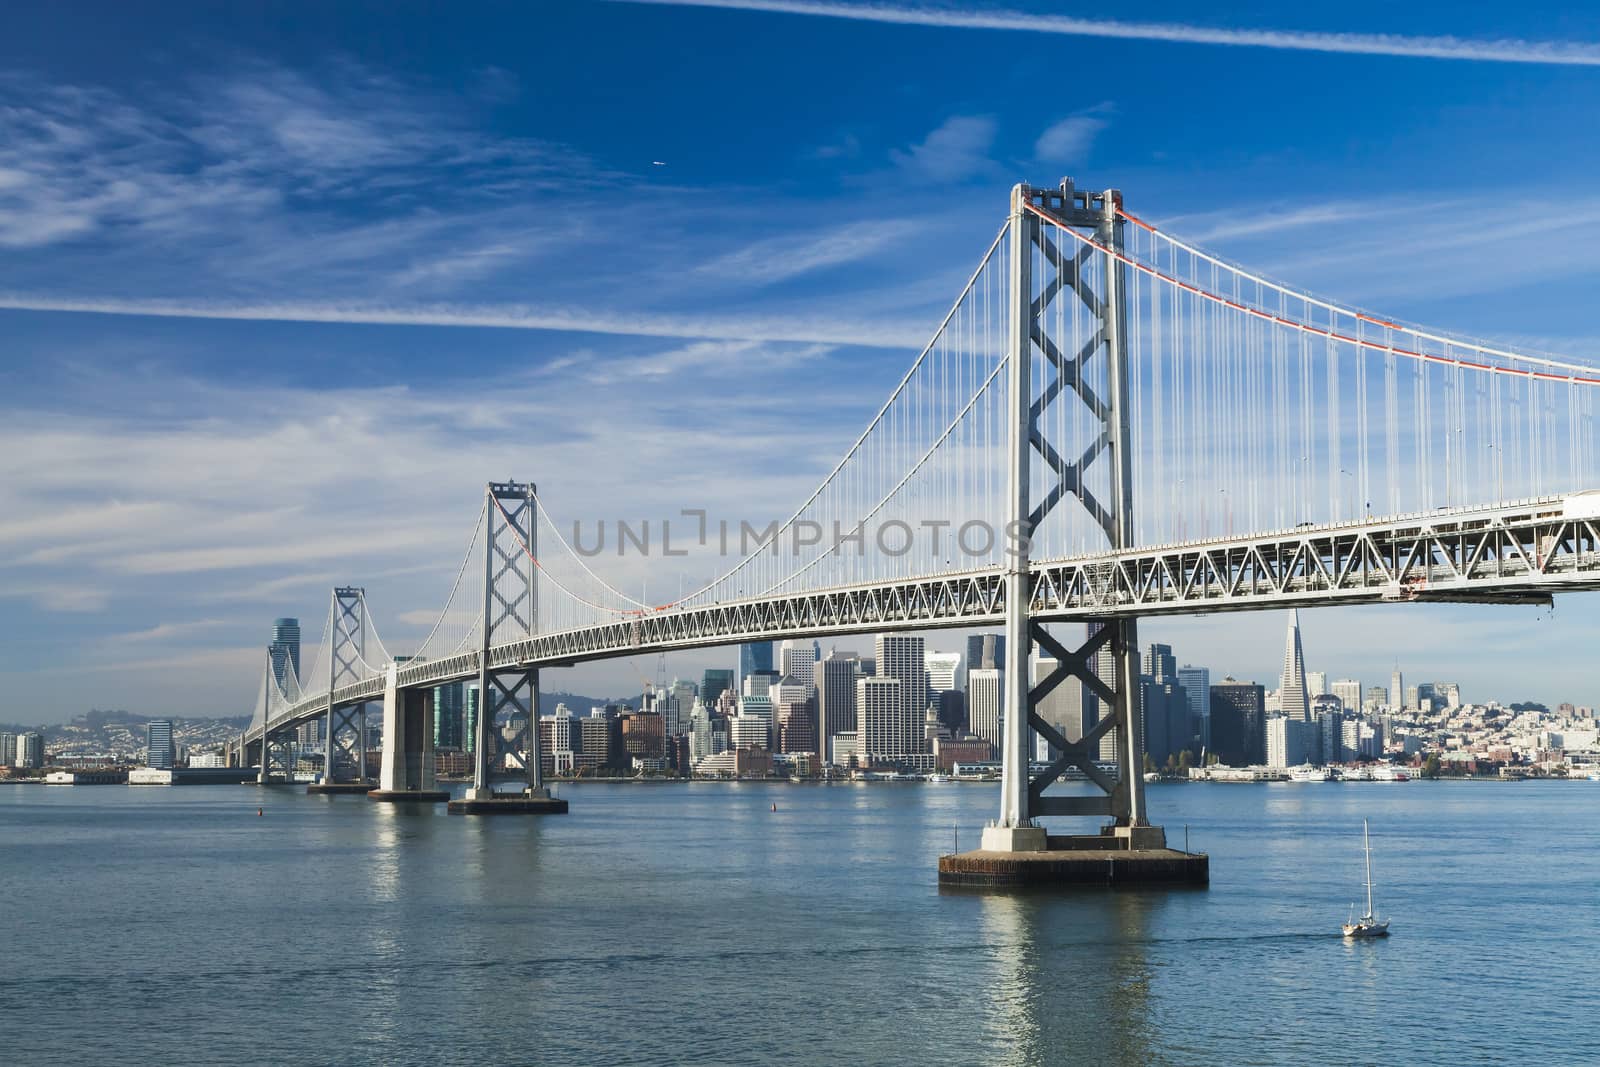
[452,481,565,815]
[953,180,1197,883]
[370,664,448,803]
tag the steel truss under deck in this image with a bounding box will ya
[244,496,1600,749]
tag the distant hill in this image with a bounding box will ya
[0,708,253,735]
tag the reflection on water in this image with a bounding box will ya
[976,891,1167,1067]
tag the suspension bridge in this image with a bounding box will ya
[240,180,1600,863]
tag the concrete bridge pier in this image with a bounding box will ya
[369,666,448,803]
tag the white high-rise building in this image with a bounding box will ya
[779,639,818,694]
[875,633,928,756]
[968,668,1004,752]
[857,676,903,765]
[1279,610,1311,722]
[925,651,961,694]
[1267,715,1315,768]
[737,694,774,749]
[730,715,769,750]
[1391,667,1405,710]
[1306,671,1328,699]
[0,733,15,767]
[1332,679,1362,712]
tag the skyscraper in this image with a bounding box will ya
[269,617,301,690]
[815,651,859,764]
[856,676,903,765]
[15,732,43,770]
[1176,665,1211,747]
[146,720,175,769]
[1391,667,1405,710]
[875,633,927,756]
[925,651,961,693]
[1332,679,1362,712]
[967,667,1004,752]
[1278,610,1311,722]
[778,640,818,694]
[965,633,1004,681]
[1210,678,1266,766]
[463,684,480,754]
[701,669,735,708]
[1143,643,1177,683]
[738,642,774,684]
[1306,671,1328,699]
[667,678,697,737]
[434,683,465,749]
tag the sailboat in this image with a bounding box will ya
[1342,818,1391,939]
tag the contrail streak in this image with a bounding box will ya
[609,0,1600,66]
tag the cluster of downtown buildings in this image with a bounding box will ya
[79,609,1587,783]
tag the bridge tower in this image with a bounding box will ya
[982,180,1165,853]
[309,586,375,792]
[451,481,565,813]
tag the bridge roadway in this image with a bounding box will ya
[243,493,1600,747]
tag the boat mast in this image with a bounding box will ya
[1363,818,1375,918]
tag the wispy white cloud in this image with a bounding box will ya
[695,219,916,285]
[891,115,998,182]
[612,0,1600,66]
[0,293,920,347]
[1034,106,1111,164]
[105,619,229,643]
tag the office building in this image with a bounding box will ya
[1391,667,1404,710]
[875,633,928,756]
[1307,671,1328,700]
[1142,678,1193,766]
[1266,714,1317,768]
[463,684,480,753]
[737,693,775,748]
[1278,610,1311,722]
[925,651,961,693]
[145,720,176,769]
[666,678,697,737]
[0,733,15,766]
[1332,679,1362,712]
[15,732,43,770]
[856,676,904,765]
[965,633,1004,678]
[1210,678,1266,766]
[968,667,1004,751]
[779,639,818,694]
[815,651,860,764]
[269,617,301,690]
[739,641,774,685]
[1143,642,1177,683]
[777,695,817,754]
[742,670,781,699]
[433,682,465,749]
[1176,665,1210,747]
[701,669,735,709]
[621,712,666,761]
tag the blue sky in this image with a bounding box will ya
[6,1,1600,723]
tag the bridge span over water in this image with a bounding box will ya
[241,181,1600,848]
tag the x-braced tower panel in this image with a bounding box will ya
[323,586,371,783]
[471,482,544,797]
[996,180,1151,838]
